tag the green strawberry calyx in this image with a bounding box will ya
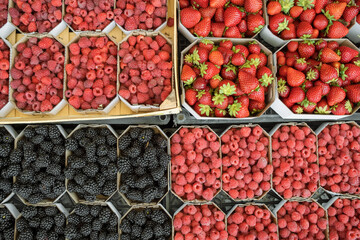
[259,73,274,87]
[300,34,312,40]
[198,62,208,77]
[191,49,201,66]
[354,60,360,67]
[217,109,227,116]
[300,98,316,108]
[278,79,286,87]
[228,100,242,117]
[198,104,213,116]
[277,82,288,94]
[315,105,331,114]
[254,25,264,34]
[212,93,227,105]
[279,0,294,14]
[297,0,314,10]
[339,64,348,80]
[306,69,317,81]
[185,54,193,64]
[294,106,304,114]
[296,58,307,64]
[200,39,214,46]
[232,46,241,53]
[219,82,237,96]
[345,100,353,113]
[196,90,205,100]
[276,18,290,34]
[225,64,237,74]
[184,77,195,85]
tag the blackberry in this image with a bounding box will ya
[158,153,171,167]
[125,146,141,158]
[141,226,153,240]
[82,163,99,177]
[40,141,54,152]
[126,189,142,202]
[151,209,168,224]
[134,166,146,176]
[119,184,129,194]
[74,204,90,216]
[96,145,108,156]
[83,179,101,195]
[41,175,55,186]
[85,142,96,158]
[67,214,80,225]
[1,133,13,144]
[118,133,131,150]
[107,233,119,240]
[86,128,97,138]
[18,229,33,240]
[100,128,111,136]
[70,157,86,169]
[143,187,158,203]
[107,148,117,161]
[109,213,118,226]
[135,175,153,189]
[35,125,48,136]
[23,151,36,163]
[23,127,35,138]
[72,129,85,140]
[6,164,20,176]
[90,231,99,240]
[28,193,43,204]
[131,224,142,238]
[137,156,148,168]
[16,218,29,232]
[65,138,78,151]
[80,223,91,236]
[35,157,51,168]
[151,167,165,181]
[3,228,14,240]
[143,147,157,162]
[92,219,102,231]
[129,127,141,139]
[36,230,47,240]
[95,174,106,187]
[98,156,110,166]
[134,211,146,226]
[65,225,77,239]
[121,234,131,240]
[45,207,58,216]
[53,145,65,156]
[84,195,96,202]
[95,136,106,145]
[78,137,90,148]
[64,168,76,179]
[154,224,164,237]
[22,141,34,151]
[123,174,136,188]
[106,134,117,146]
[74,173,87,185]
[154,134,168,148]
[21,205,37,218]
[117,156,131,173]
[158,176,168,188]
[54,213,65,227]
[102,181,116,196]
[40,216,54,230]
[31,134,45,145]
[48,125,61,139]
[9,149,22,163]
[163,221,171,236]
[0,144,11,157]
[46,163,62,176]
[99,208,111,223]
[90,205,101,217]
[16,185,32,199]
[51,137,63,145]
[138,128,154,143]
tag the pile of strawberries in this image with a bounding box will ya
[179,0,265,38]
[272,124,319,199]
[227,205,278,239]
[11,37,65,112]
[278,201,328,239]
[64,0,114,31]
[0,0,7,28]
[267,0,357,39]
[221,126,273,200]
[0,39,9,110]
[318,123,360,195]
[173,204,228,240]
[277,40,360,115]
[9,0,62,33]
[328,198,360,239]
[118,34,172,106]
[115,0,167,31]
[66,36,117,110]
[181,40,274,118]
[171,127,221,201]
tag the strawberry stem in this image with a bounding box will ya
[228,100,242,117]
[279,0,294,14]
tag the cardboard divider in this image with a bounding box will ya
[272,38,360,119]
[180,38,276,120]
[118,125,170,206]
[169,125,222,203]
[347,22,360,44]
[219,124,272,201]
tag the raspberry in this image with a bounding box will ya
[38,37,53,49]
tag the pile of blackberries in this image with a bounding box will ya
[16,206,65,240]
[65,204,118,240]
[65,127,118,202]
[13,125,66,204]
[0,127,17,202]
[120,207,172,240]
[0,208,14,240]
[118,127,170,203]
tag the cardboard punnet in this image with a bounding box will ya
[118,31,177,113]
[220,124,272,201]
[270,122,320,201]
[120,204,172,240]
[272,39,360,120]
[180,38,276,120]
[14,125,67,205]
[347,22,360,44]
[315,121,360,197]
[64,31,120,114]
[116,0,168,35]
[118,125,170,206]
[66,124,119,204]
[169,126,222,203]
[177,0,267,42]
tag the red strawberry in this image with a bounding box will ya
[244,0,262,13]
[331,100,352,115]
[314,81,330,96]
[202,62,220,80]
[210,75,222,89]
[257,66,274,87]
[315,98,331,114]
[194,18,211,37]
[306,85,322,103]
[344,64,360,82]
[278,80,290,98]
[313,16,329,34]
[338,46,359,64]
[280,23,296,40]
[211,23,226,37]
[325,2,347,20]
[327,86,346,106]
[209,50,224,65]
[194,102,213,116]
[315,39,327,51]
[212,93,228,109]
[210,0,227,8]
[320,64,338,83]
[246,13,265,34]
[294,58,307,72]
[185,88,198,106]
[249,100,266,114]
[248,85,265,102]
[327,22,349,38]
[179,0,190,8]
[287,87,305,104]
[231,52,246,66]
[267,1,282,16]
[181,65,196,84]
[199,7,217,19]
[180,8,201,28]
[344,84,360,103]
[199,39,214,51]
[298,41,315,59]
[343,6,359,23]
[286,67,305,87]
[214,108,227,117]
[269,13,290,34]
[192,48,209,64]
[220,65,237,80]
[214,7,224,22]
[296,22,313,38]
[228,100,250,118]
[290,6,304,18]
[192,77,208,90]
[218,79,237,96]
[319,47,341,63]
[292,105,304,114]
[234,45,249,58]
[224,26,242,38]
[197,90,212,105]
[315,0,327,14]
[300,9,316,23]
[238,70,259,94]
[302,100,317,113]
[191,0,209,8]
[224,6,242,27]
[306,68,319,81]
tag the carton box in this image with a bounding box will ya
[180,38,276,120]
[272,39,360,120]
[0,0,180,123]
[220,124,272,201]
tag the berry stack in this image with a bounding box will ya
[271,123,319,199]
[277,201,328,240]
[66,36,118,111]
[16,206,65,240]
[318,122,360,195]
[118,126,170,204]
[227,204,278,240]
[221,125,273,200]
[0,207,14,240]
[65,204,119,240]
[0,38,10,111]
[115,0,167,32]
[120,206,172,240]
[171,126,221,201]
[118,33,173,109]
[173,203,228,240]
[328,198,360,239]
[65,126,118,202]
[13,125,66,204]
[11,37,65,113]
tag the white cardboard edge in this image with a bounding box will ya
[1,192,14,205]
[347,22,360,44]
[49,20,68,37]
[4,202,20,219]
[0,22,16,39]
[117,20,167,36]
[260,25,287,48]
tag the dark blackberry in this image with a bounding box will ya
[34,125,48,136]
[53,145,65,156]
[23,151,36,163]
[46,163,62,176]
[6,164,20,176]
[118,133,131,151]
[90,205,101,217]
[109,213,118,227]
[134,210,146,226]
[40,216,54,230]
[154,134,168,148]
[125,146,141,158]
[36,230,47,240]
[82,163,98,177]
[90,231,99,240]
[64,168,76,179]
[65,138,78,151]
[158,176,168,188]
[143,187,158,203]
[3,228,14,240]
[163,221,171,236]
[158,152,171,167]
[21,205,37,218]
[119,184,129,194]
[141,226,154,240]
[107,232,119,240]
[16,185,32,199]
[74,173,87,185]
[64,225,77,239]
[129,127,141,139]
[16,217,29,232]
[121,234,131,240]
[147,157,159,170]
[135,175,153,189]
[137,156,148,168]
[102,181,116,196]
[123,174,136,188]
[0,144,11,157]
[45,207,58,216]
[74,204,90,216]
[84,195,96,202]
[96,144,108,156]
[151,167,165,181]
[107,148,117,161]
[41,175,55,186]
[51,137,63,145]
[28,193,43,204]
[117,156,131,174]
[23,127,35,138]
[83,179,101,195]
[67,214,80,225]
[18,168,35,182]
[153,224,164,237]
[1,132,13,144]
[22,141,34,151]
[86,128,97,138]
[40,141,54,152]
[80,223,91,236]
[69,157,86,169]
[78,137,90,147]
[95,174,106,187]
[134,166,146,176]
[143,147,157,162]
[120,218,131,233]
[9,149,22,163]
[98,156,110,166]
[18,229,33,240]
[138,128,154,143]
[131,224,142,238]
[48,125,61,139]
[106,134,117,146]
[34,157,51,168]
[155,188,166,199]
[31,134,45,145]
[92,219,102,231]
[100,127,111,136]
[54,213,65,227]
[151,209,168,224]
[95,136,106,145]
[99,208,111,223]
[72,128,85,140]
[85,142,96,158]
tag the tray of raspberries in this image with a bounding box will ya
[274,39,360,119]
[179,0,265,41]
[181,39,275,119]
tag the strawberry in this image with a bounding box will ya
[228,100,250,118]
[281,97,295,108]
[214,108,227,117]
[287,67,305,87]
[192,77,208,90]
[269,13,290,34]
[267,1,282,15]
[319,47,341,63]
[292,105,304,114]
[306,85,322,103]
[214,7,224,22]
[185,88,198,106]
[315,98,331,114]
[306,68,319,81]
[294,58,307,72]
[209,0,227,8]
[300,9,316,23]
[191,0,209,8]
[343,6,359,23]
[320,64,338,83]
[210,75,222,89]
[278,79,290,98]
[218,79,236,96]
[194,18,211,37]
[287,87,305,104]
[224,26,242,38]
[344,84,360,103]
[241,62,257,76]
[338,46,359,64]
[315,0,327,14]
[314,81,330,96]
[325,2,347,20]
[238,70,259,94]
[246,13,265,34]
[287,41,299,52]
[209,50,224,66]
[313,14,328,31]
[298,41,315,59]
[327,22,349,38]
[211,23,226,37]
[257,66,274,87]
[327,86,346,106]
[315,39,327,51]
[197,90,212,105]
[302,100,316,113]
[199,7,217,19]
[249,100,266,114]
[296,22,313,38]
[331,100,352,115]
[280,23,296,39]
[290,6,304,18]
[248,85,265,102]
[194,102,213,116]
[199,39,214,52]
[344,64,360,82]
[244,0,262,13]
[224,6,242,27]
[231,52,246,66]
[212,93,228,109]
[221,65,237,80]
[180,8,201,28]
[181,65,196,84]
[201,62,220,80]
[179,0,190,8]
[192,48,209,64]
[234,45,249,58]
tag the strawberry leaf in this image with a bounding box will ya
[276,18,290,34]
[259,73,274,87]
[212,93,226,105]
[198,104,212,116]
[228,101,242,117]
[191,49,201,66]
[345,100,353,113]
[296,0,314,10]
[219,83,236,96]
[279,0,294,14]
